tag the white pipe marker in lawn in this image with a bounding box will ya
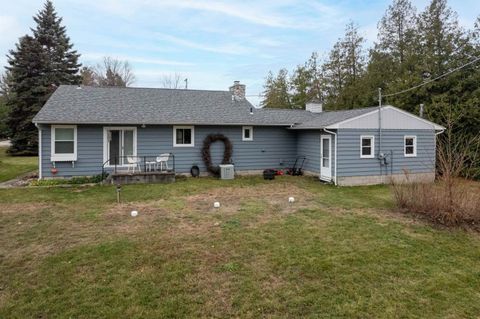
[131,210,138,217]
[288,197,295,203]
[214,202,220,208]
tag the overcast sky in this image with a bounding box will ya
[0,0,478,106]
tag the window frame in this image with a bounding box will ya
[173,125,195,147]
[51,125,77,162]
[404,135,417,157]
[102,127,138,167]
[242,126,253,141]
[359,135,375,159]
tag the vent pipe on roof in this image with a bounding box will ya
[419,104,424,118]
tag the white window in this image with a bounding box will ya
[360,135,374,158]
[173,126,194,147]
[51,125,77,161]
[404,136,417,157]
[103,127,137,166]
[242,126,253,141]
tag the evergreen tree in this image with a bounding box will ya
[366,0,419,111]
[322,22,366,110]
[322,42,345,110]
[32,0,81,85]
[4,0,81,154]
[377,0,417,65]
[415,0,473,120]
[290,53,323,109]
[261,69,291,109]
[5,36,49,155]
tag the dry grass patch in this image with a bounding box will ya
[392,178,480,227]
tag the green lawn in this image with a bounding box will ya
[0,146,38,182]
[1,176,479,318]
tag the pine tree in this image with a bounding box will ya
[377,0,417,65]
[322,22,366,110]
[261,69,291,109]
[290,53,323,109]
[365,0,419,111]
[4,0,81,154]
[5,36,49,155]
[322,42,345,110]
[415,0,472,118]
[32,0,81,85]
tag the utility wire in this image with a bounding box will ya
[246,55,480,100]
[383,55,480,98]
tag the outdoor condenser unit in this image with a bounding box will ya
[219,164,234,180]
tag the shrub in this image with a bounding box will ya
[30,174,104,186]
[391,112,480,226]
[391,175,480,226]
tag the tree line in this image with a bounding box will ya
[262,0,479,177]
[262,0,479,121]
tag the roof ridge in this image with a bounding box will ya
[60,84,230,93]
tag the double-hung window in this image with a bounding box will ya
[404,136,417,157]
[51,125,77,161]
[242,126,253,141]
[360,135,374,158]
[173,126,194,147]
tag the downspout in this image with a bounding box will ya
[378,88,382,158]
[378,88,383,180]
[35,123,42,180]
[323,128,337,186]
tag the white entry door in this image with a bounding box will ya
[320,135,332,182]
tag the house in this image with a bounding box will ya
[32,81,444,186]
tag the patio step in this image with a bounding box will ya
[106,171,175,185]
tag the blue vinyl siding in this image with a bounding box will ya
[39,125,436,181]
[40,125,297,178]
[296,130,336,176]
[336,129,436,177]
[296,130,320,174]
[41,125,104,178]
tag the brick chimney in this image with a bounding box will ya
[229,81,246,101]
[306,98,323,113]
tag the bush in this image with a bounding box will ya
[391,112,480,226]
[391,175,480,226]
[30,174,104,186]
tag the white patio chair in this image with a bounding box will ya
[156,153,170,171]
[126,156,141,173]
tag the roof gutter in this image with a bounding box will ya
[323,128,337,186]
[31,121,295,127]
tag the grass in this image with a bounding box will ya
[1,176,480,318]
[0,146,37,182]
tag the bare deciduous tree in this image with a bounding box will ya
[81,57,135,87]
[160,73,184,89]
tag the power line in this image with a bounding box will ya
[383,55,480,98]
[248,55,480,100]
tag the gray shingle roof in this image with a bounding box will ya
[32,85,377,128]
[290,107,379,129]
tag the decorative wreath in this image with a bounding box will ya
[201,134,233,175]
